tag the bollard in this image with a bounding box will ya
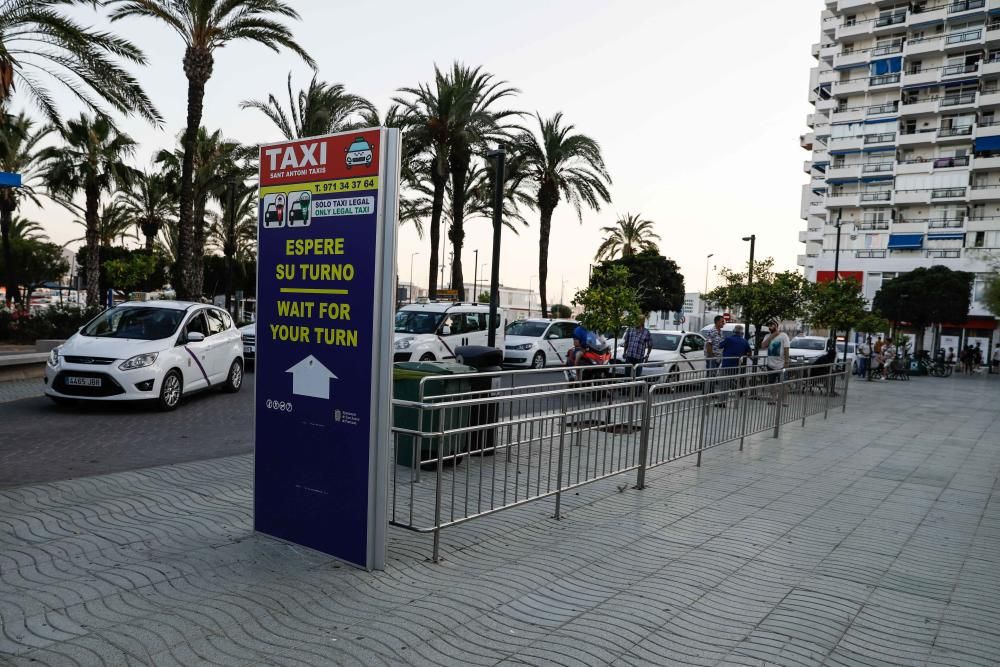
[635,388,652,489]
[773,370,786,438]
[553,393,568,520]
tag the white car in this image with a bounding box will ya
[503,318,578,368]
[789,335,831,367]
[394,302,505,363]
[44,301,244,411]
[835,341,857,372]
[641,331,708,379]
[345,137,373,168]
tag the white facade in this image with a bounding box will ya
[802,0,1000,347]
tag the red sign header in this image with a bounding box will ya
[259,129,380,187]
[816,270,864,284]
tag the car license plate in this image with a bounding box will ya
[65,376,101,387]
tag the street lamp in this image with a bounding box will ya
[742,236,755,342]
[409,252,420,303]
[703,253,714,329]
[472,249,479,303]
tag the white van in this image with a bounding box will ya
[393,302,505,363]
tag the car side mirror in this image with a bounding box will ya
[440,325,451,336]
[547,333,560,339]
[681,345,692,353]
[187,331,205,343]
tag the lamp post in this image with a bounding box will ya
[409,252,420,303]
[742,235,756,342]
[528,275,536,318]
[472,249,479,303]
[833,217,850,367]
[703,253,713,330]
[486,146,506,347]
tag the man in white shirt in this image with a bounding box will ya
[761,320,790,404]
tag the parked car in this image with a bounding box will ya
[835,341,857,373]
[240,322,256,366]
[393,302,505,363]
[502,318,578,368]
[44,301,244,411]
[789,336,830,367]
[640,330,708,380]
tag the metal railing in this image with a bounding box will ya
[856,249,887,258]
[946,29,983,44]
[390,363,850,561]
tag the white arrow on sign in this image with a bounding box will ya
[285,355,338,399]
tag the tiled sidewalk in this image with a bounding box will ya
[0,375,997,666]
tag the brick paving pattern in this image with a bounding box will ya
[0,379,42,405]
[0,375,997,665]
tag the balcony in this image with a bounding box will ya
[969,185,1000,200]
[859,191,892,203]
[855,220,890,230]
[809,201,828,215]
[900,97,940,116]
[867,102,899,116]
[874,13,906,28]
[899,129,937,146]
[979,89,1000,107]
[905,35,945,56]
[926,249,962,258]
[932,155,971,168]
[940,92,978,109]
[864,132,896,145]
[827,192,860,207]
[816,97,838,111]
[896,159,933,175]
[862,162,895,174]
[932,187,968,199]
[927,218,966,228]
[869,73,901,88]
[901,68,940,88]
[832,76,869,95]
[972,155,1000,170]
[974,121,1000,139]
[944,28,984,47]
[942,62,980,78]
[829,135,866,151]
[833,49,870,70]
[831,106,866,123]
[801,132,815,150]
[895,189,932,204]
[855,250,887,258]
[938,126,974,141]
[827,164,862,180]
[982,57,1000,76]
[948,0,986,15]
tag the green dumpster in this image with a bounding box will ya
[393,361,474,467]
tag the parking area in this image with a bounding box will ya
[0,374,254,488]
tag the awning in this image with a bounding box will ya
[826,177,858,184]
[863,146,896,153]
[829,149,862,155]
[835,62,870,71]
[861,175,893,183]
[887,233,924,249]
[871,57,902,75]
[927,232,965,240]
[863,117,897,124]
[974,136,1000,152]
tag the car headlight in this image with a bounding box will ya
[394,337,414,350]
[119,352,158,371]
[513,343,534,350]
[48,347,61,367]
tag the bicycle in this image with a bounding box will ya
[919,358,953,377]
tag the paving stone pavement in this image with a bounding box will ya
[0,378,43,405]
[0,374,998,666]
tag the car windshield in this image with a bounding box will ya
[395,310,443,334]
[791,338,827,351]
[349,141,368,151]
[836,343,855,353]
[505,321,548,338]
[81,306,185,340]
[650,333,681,351]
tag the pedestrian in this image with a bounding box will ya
[962,345,974,374]
[993,345,999,372]
[621,318,652,367]
[947,347,956,365]
[701,314,726,391]
[857,336,872,378]
[874,335,884,356]
[974,343,983,371]
[717,324,752,406]
[761,320,790,404]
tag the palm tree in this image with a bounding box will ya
[108,0,313,300]
[68,200,138,248]
[121,171,175,250]
[0,111,49,305]
[395,63,519,298]
[155,128,249,297]
[0,0,160,125]
[517,112,612,317]
[209,181,255,313]
[10,215,46,241]
[40,114,137,307]
[241,73,374,140]
[595,213,660,262]
[156,220,179,265]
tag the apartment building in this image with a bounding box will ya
[802,0,999,351]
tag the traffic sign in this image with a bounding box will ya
[254,128,400,570]
[0,172,21,188]
[723,313,731,322]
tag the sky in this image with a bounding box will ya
[18,0,824,304]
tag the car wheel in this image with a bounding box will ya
[222,359,243,393]
[531,352,546,369]
[158,370,183,411]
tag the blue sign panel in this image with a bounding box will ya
[254,128,398,569]
[0,172,22,188]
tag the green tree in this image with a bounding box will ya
[872,266,974,351]
[120,171,175,250]
[396,63,519,298]
[0,238,67,303]
[241,73,374,140]
[983,274,1000,318]
[706,258,811,347]
[40,114,137,307]
[103,252,159,294]
[209,180,256,313]
[9,215,47,241]
[477,291,490,304]
[549,303,572,318]
[855,313,891,337]
[592,250,684,315]
[67,200,137,247]
[0,111,49,305]
[805,277,867,336]
[594,213,660,261]
[572,265,641,355]
[0,0,160,125]
[108,0,313,301]
[517,112,611,317]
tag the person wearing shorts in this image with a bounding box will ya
[761,320,789,403]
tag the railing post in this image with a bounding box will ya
[431,405,446,563]
[635,386,652,489]
[697,370,711,467]
[738,366,750,451]
[841,367,850,413]
[823,369,833,419]
[553,392,568,520]
[773,370,786,439]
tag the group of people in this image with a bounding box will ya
[955,342,995,374]
[855,335,899,381]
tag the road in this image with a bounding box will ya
[0,374,254,488]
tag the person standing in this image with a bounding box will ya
[622,319,652,367]
[702,315,726,393]
[717,324,753,406]
[857,337,872,378]
[874,335,884,357]
[761,320,790,403]
[992,345,999,372]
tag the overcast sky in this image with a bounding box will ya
[19,0,823,303]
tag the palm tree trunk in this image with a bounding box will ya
[538,206,554,319]
[427,176,445,298]
[449,159,467,298]
[178,48,212,301]
[84,184,101,308]
[1,199,20,305]
[191,197,208,299]
[224,252,234,315]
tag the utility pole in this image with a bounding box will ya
[472,249,479,302]
[703,253,713,331]
[486,146,506,347]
